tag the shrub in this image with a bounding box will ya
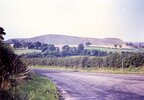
[0,41,28,100]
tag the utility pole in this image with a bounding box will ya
[121,50,124,70]
[98,51,101,68]
[122,54,124,70]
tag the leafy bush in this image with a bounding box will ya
[0,41,28,100]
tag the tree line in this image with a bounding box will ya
[126,42,144,49]
[11,40,108,57]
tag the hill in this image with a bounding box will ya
[7,34,125,45]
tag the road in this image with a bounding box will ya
[33,68,144,100]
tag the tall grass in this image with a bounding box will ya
[11,75,59,100]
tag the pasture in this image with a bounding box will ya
[85,46,138,53]
[14,49,41,55]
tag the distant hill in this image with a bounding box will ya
[7,34,125,45]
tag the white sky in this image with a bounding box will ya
[1,0,144,42]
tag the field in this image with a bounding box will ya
[85,46,138,53]
[14,49,41,55]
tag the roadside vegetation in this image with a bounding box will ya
[0,27,29,100]
[11,75,59,100]
[0,27,58,100]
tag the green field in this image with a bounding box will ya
[14,49,41,55]
[85,46,137,53]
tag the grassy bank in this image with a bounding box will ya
[11,75,59,100]
[30,66,144,74]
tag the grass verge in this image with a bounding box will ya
[11,74,59,100]
[30,65,144,74]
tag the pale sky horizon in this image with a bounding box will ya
[1,0,144,42]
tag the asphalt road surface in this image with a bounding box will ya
[33,68,144,100]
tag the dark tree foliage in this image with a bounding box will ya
[69,47,78,55]
[34,41,42,49]
[85,42,91,47]
[78,44,84,54]
[42,44,60,57]
[0,27,28,100]
[61,45,71,56]
[13,42,22,48]
[27,42,35,49]
[126,42,144,48]
[0,27,6,40]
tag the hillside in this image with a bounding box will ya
[7,34,125,45]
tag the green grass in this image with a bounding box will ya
[30,65,144,74]
[85,46,137,53]
[14,49,41,55]
[12,75,59,100]
[88,67,144,74]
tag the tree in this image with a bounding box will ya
[0,27,6,40]
[42,44,60,57]
[69,47,78,55]
[90,50,98,56]
[61,45,71,56]
[83,49,91,55]
[41,43,48,52]
[34,41,42,49]
[0,27,28,99]
[78,44,84,54]
[27,42,35,49]
[114,44,117,48]
[85,42,91,47]
[119,45,122,48]
[42,44,56,52]
[10,39,23,48]
[14,42,22,48]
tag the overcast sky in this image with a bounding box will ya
[1,0,144,42]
